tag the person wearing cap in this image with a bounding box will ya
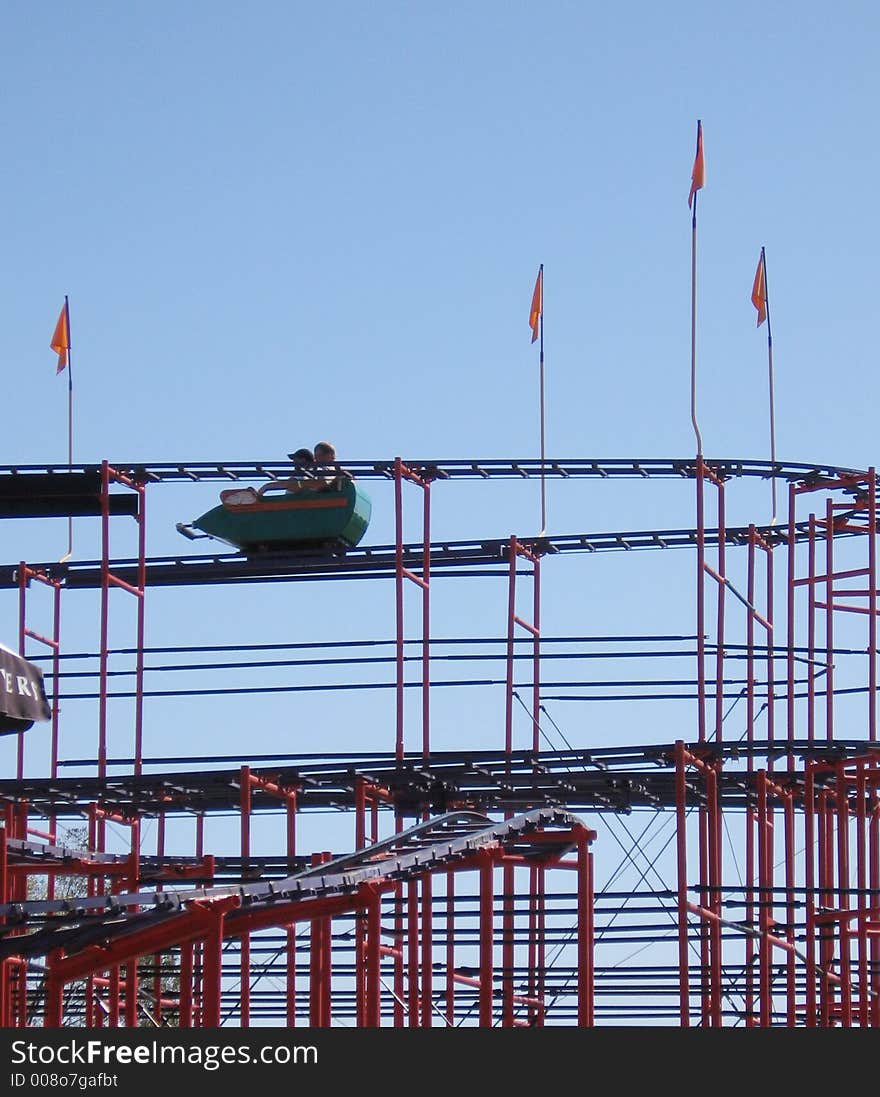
[256,447,316,497]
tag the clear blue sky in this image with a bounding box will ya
[1,3,878,867]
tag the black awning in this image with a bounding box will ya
[0,645,51,734]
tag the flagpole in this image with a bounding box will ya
[689,120,704,459]
[690,190,703,459]
[538,264,546,536]
[762,248,777,524]
[64,295,73,561]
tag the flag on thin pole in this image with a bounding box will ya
[688,119,705,210]
[529,265,547,533]
[751,247,777,522]
[529,266,543,344]
[751,250,768,327]
[50,302,70,374]
[50,297,74,560]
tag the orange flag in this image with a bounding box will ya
[50,302,70,374]
[688,120,705,209]
[529,266,543,344]
[751,251,767,326]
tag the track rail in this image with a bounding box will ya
[0,456,870,484]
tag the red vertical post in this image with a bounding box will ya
[675,741,690,1026]
[479,852,494,1028]
[308,852,324,1027]
[836,764,852,1026]
[804,762,817,1026]
[535,862,546,1026]
[757,770,772,1026]
[783,792,796,1026]
[321,851,333,1028]
[856,762,869,1027]
[394,457,405,761]
[445,867,455,1026]
[125,820,139,1027]
[818,790,834,1026]
[696,458,706,743]
[44,951,64,1028]
[98,461,111,785]
[421,872,433,1028]
[365,887,382,1028]
[407,877,420,1027]
[576,825,594,1027]
[354,779,366,1027]
[239,766,251,1028]
[825,498,835,744]
[714,479,726,747]
[286,789,297,1028]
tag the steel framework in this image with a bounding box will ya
[0,456,878,1027]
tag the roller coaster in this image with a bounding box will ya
[0,454,878,1027]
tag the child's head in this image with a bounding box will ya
[288,447,314,467]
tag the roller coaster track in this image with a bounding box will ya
[0,456,871,484]
[0,518,867,590]
[2,740,874,819]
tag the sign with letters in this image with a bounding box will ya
[0,644,51,734]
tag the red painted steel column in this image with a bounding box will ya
[807,515,817,742]
[407,877,420,1026]
[422,477,431,759]
[421,872,433,1027]
[836,764,852,1026]
[194,813,205,1027]
[445,867,455,1025]
[675,741,690,1026]
[787,483,798,747]
[309,852,323,1027]
[804,762,817,1026]
[394,457,405,761]
[696,459,706,743]
[44,952,64,1028]
[825,498,834,743]
[125,821,139,1027]
[532,554,541,754]
[757,771,771,1026]
[479,852,494,1028]
[783,793,796,1026]
[320,851,332,1027]
[870,787,880,1027]
[707,765,722,1026]
[714,479,726,748]
[745,531,757,1025]
[818,790,833,1026]
[576,826,593,1026]
[286,790,297,1028]
[536,862,546,1026]
[99,460,110,784]
[365,887,382,1027]
[505,536,517,757]
[354,779,366,1027]
[855,762,868,1027]
[239,766,251,1027]
[502,861,514,1027]
[133,480,146,776]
